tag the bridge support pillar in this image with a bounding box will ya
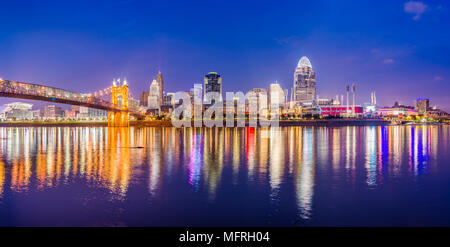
[108,82,130,127]
[108,112,129,127]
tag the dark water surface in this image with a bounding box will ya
[0,126,449,226]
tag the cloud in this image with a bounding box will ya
[383,58,395,64]
[404,1,428,20]
[434,76,443,81]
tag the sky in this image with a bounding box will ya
[0,0,449,111]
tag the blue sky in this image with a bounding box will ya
[0,0,449,111]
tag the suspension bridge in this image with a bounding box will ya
[0,78,146,126]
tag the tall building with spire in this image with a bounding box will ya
[148,78,160,110]
[293,56,316,104]
[156,71,164,105]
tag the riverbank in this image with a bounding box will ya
[1,119,448,128]
[131,119,393,127]
[0,119,396,127]
[0,121,108,127]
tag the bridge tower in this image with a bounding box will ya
[108,79,129,127]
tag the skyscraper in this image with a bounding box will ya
[140,91,149,107]
[247,88,268,113]
[163,93,175,106]
[156,71,164,105]
[191,84,203,104]
[293,56,316,104]
[204,72,222,103]
[269,83,285,109]
[148,78,160,110]
[415,98,430,115]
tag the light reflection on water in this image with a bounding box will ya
[0,125,449,226]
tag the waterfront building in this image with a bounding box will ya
[204,72,222,103]
[32,110,42,120]
[415,98,430,115]
[269,83,285,110]
[363,103,378,116]
[78,107,89,119]
[64,110,72,119]
[293,56,316,104]
[425,107,449,118]
[320,106,363,117]
[246,88,268,113]
[191,84,203,103]
[78,107,107,120]
[1,102,33,120]
[316,98,335,106]
[223,99,238,116]
[44,105,64,119]
[64,110,73,119]
[156,71,164,106]
[377,102,418,117]
[189,84,203,118]
[140,91,149,107]
[377,107,418,117]
[146,108,159,116]
[148,79,161,110]
[66,105,80,119]
[160,105,173,115]
[163,93,175,107]
[298,103,321,117]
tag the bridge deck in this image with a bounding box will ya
[0,79,145,116]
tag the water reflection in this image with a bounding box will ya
[296,127,315,219]
[0,125,448,224]
[365,126,377,187]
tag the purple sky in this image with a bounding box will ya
[0,0,449,111]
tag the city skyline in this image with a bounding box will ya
[1,0,450,232]
[0,1,449,111]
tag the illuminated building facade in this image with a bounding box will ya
[425,108,449,118]
[163,93,175,106]
[377,106,418,117]
[148,79,161,110]
[320,106,363,117]
[191,84,203,103]
[246,88,268,113]
[78,106,107,120]
[32,110,41,119]
[1,102,33,120]
[140,91,149,107]
[44,105,64,119]
[415,98,429,115]
[269,83,285,110]
[316,98,335,106]
[294,56,316,104]
[204,72,222,103]
[156,71,164,106]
